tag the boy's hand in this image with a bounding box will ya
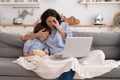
[44,49,49,55]
[23,52,34,57]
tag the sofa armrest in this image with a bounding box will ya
[0,31,24,48]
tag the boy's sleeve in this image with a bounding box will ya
[43,43,50,53]
[23,39,34,53]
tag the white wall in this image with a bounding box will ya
[0,0,119,25]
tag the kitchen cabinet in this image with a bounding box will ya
[0,0,39,5]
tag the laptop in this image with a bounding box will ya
[54,37,93,58]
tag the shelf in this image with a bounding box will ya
[0,0,40,6]
[0,24,34,27]
[79,1,120,9]
[80,1,120,4]
[69,24,120,32]
[0,24,119,28]
[69,24,120,27]
[0,2,39,4]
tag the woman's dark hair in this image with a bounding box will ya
[40,9,62,26]
[34,23,51,34]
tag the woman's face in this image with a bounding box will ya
[46,16,56,29]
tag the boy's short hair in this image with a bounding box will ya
[34,23,51,34]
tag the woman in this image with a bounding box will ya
[22,9,75,80]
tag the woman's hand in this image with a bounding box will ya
[22,29,49,41]
[36,29,49,38]
[52,19,60,28]
[52,18,67,38]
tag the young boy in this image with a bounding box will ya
[23,23,51,57]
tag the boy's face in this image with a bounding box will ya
[39,32,49,41]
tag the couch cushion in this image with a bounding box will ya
[0,76,43,80]
[0,42,11,48]
[92,46,120,60]
[0,31,24,48]
[0,41,23,58]
[72,32,120,46]
[72,31,120,60]
[99,66,120,79]
[0,47,23,58]
[0,76,47,80]
[0,58,37,77]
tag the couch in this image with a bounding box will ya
[0,30,120,80]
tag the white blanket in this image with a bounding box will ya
[13,50,120,79]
